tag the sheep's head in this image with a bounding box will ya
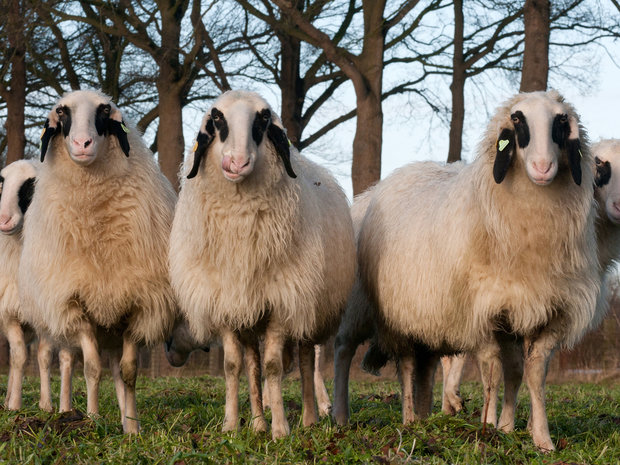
[0,160,38,235]
[593,139,620,224]
[493,90,583,186]
[40,90,130,166]
[164,318,210,368]
[187,90,296,181]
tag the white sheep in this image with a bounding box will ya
[169,90,355,439]
[18,89,177,433]
[342,90,599,451]
[440,137,620,431]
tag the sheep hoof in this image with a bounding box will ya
[302,411,318,427]
[39,400,53,412]
[318,402,332,417]
[123,420,140,435]
[222,419,237,433]
[252,417,268,433]
[271,422,290,439]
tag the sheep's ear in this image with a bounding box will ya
[107,120,130,157]
[40,117,60,162]
[594,156,611,188]
[493,128,515,184]
[267,121,296,179]
[566,117,582,186]
[187,118,215,179]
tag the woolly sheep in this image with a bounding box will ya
[18,90,177,433]
[341,90,599,451]
[169,90,355,439]
[440,137,620,431]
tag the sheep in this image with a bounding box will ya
[18,89,177,433]
[169,90,355,439]
[440,138,620,430]
[164,320,332,418]
[339,90,599,451]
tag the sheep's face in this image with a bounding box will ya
[164,319,210,368]
[593,140,620,224]
[493,91,582,186]
[40,90,130,166]
[187,90,296,181]
[0,160,37,235]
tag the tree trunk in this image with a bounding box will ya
[154,1,186,192]
[520,0,550,92]
[351,0,386,196]
[447,0,465,163]
[4,0,26,166]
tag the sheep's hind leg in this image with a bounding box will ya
[398,353,415,425]
[523,329,558,451]
[314,345,331,417]
[221,329,243,432]
[441,354,466,415]
[4,320,27,410]
[109,349,126,423]
[243,336,267,432]
[496,332,523,433]
[476,340,502,427]
[299,341,318,426]
[413,347,440,419]
[78,321,102,417]
[59,347,75,412]
[264,322,289,439]
[37,335,54,412]
[120,334,139,434]
[332,332,359,425]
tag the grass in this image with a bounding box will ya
[0,374,618,464]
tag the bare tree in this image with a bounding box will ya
[520,0,550,92]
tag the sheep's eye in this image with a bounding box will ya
[213,115,220,122]
[102,105,111,115]
[595,156,603,166]
[511,115,519,124]
[559,114,568,124]
[262,110,271,121]
[56,107,64,116]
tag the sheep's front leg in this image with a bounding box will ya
[37,336,54,412]
[4,320,27,410]
[332,329,357,425]
[264,323,289,439]
[109,349,126,423]
[398,353,415,425]
[314,345,331,417]
[496,332,523,433]
[243,337,267,432]
[78,321,101,417]
[58,347,75,412]
[299,341,318,426]
[221,329,243,432]
[441,354,466,415]
[120,334,139,434]
[413,348,440,419]
[476,341,502,427]
[523,330,558,451]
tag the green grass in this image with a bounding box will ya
[0,375,618,464]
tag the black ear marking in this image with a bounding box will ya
[267,123,297,179]
[187,119,215,179]
[18,177,36,214]
[566,139,582,185]
[493,128,515,184]
[594,156,611,188]
[40,119,59,162]
[107,119,131,157]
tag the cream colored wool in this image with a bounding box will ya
[19,90,177,347]
[358,90,600,353]
[170,91,355,344]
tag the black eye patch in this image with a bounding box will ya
[510,111,530,148]
[252,109,271,145]
[211,107,228,142]
[56,105,72,137]
[594,156,612,188]
[95,103,112,136]
[552,113,570,148]
[18,177,36,214]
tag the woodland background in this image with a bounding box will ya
[0,0,619,381]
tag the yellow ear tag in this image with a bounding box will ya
[40,128,46,140]
[192,141,198,152]
[288,139,292,147]
[120,122,130,133]
[498,139,509,152]
[578,149,583,158]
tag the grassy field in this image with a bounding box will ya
[0,374,618,464]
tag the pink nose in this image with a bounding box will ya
[72,137,93,149]
[532,160,552,175]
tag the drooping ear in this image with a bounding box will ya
[107,106,130,157]
[266,116,296,178]
[187,118,215,179]
[594,156,611,188]
[40,112,60,162]
[493,128,515,184]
